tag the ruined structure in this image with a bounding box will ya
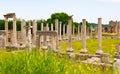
[105,20,120,34]
[4,13,17,46]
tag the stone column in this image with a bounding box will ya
[5,17,8,46]
[46,23,50,42]
[59,22,62,40]
[32,20,37,46]
[12,17,17,46]
[96,18,103,55]
[80,19,87,53]
[55,19,59,51]
[27,23,32,52]
[21,19,27,46]
[72,25,75,37]
[67,16,73,52]
[67,25,69,39]
[46,23,49,31]
[63,24,65,39]
[90,25,93,38]
[78,24,80,40]
[51,23,54,50]
[40,23,44,49]
[41,23,43,31]
[51,23,53,31]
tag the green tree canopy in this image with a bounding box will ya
[47,12,69,25]
[37,19,47,30]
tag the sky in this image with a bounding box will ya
[0,0,120,24]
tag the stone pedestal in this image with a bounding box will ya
[80,19,88,54]
[96,18,103,55]
[114,59,120,73]
[101,53,110,63]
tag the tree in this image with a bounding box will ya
[37,19,47,30]
[47,12,69,25]
[0,20,5,30]
[17,20,21,31]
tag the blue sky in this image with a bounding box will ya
[0,0,120,24]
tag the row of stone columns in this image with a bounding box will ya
[20,18,94,52]
[66,17,103,55]
[4,14,102,54]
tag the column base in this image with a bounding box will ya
[12,44,18,47]
[96,49,103,55]
[59,38,62,41]
[118,36,120,39]
[67,47,73,52]
[42,46,48,50]
[80,49,88,54]
[54,47,60,53]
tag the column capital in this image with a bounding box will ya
[5,17,8,20]
[82,19,86,21]
[22,19,25,22]
[33,19,36,22]
[98,17,102,20]
[13,17,17,21]
[68,15,73,19]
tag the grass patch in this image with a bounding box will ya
[0,50,118,74]
[59,38,120,58]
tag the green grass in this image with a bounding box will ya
[102,33,117,36]
[0,38,120,74]
[0,50,118,74]
[59,38,120,58]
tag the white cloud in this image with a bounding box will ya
[97,0,120,3]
